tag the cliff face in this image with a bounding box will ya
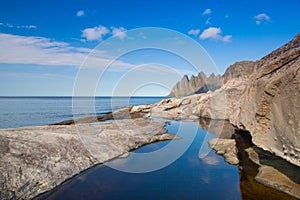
[222,61,256,84]
[136,32,300,167]
[227,32,300,166]
[168,72,222,97]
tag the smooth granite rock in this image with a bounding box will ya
[0,118,177,200]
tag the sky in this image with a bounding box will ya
[0,0,299,96]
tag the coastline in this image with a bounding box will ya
[1,100,299,199]
[0,32,299,200]
[48,102,300,199]
[0,118,177,199]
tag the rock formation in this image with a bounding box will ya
[222,61,256,84]
[208,138,239,165]
[127,32,300,167]
[168,72,222,97]
[1,32,299,200]
[114,33,300,198]
[0,118,177,199]
[226,32,300,167]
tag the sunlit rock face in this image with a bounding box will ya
[168,72,222,97]
[225,32,300,167]
[142,32,300,166]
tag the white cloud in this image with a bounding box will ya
[254,13,271,25]
[188,29,200,36]
[81,25,109,41]
[0,22,37,29]
[200,27,232,42]
[0,33,88,66]
[111,27,127,40]
[16,25,37,29]
[202,8,212,15]
[0,33,135,71]
[205,17,212,25]
[222,35,232,42]
[76,10,85,17]
[200,27,221,40]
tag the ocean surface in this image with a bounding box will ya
[0,96,165,128]
[0,97,241,199]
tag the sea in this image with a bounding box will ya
[0,96,241,199]
[0,96,165,129]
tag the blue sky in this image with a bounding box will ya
[0,0,299,96]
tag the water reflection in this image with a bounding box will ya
[198,117,234,139]
[233,130,297,200]
[201,153,221,166]
[39,120,240,200]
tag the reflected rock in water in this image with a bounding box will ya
[198,118,234,139]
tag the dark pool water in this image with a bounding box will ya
[40,120,241,200]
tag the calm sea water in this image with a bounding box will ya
[40,120,240,200]
[0,97,241,199]
[0,96,165,128]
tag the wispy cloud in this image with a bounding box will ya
[0,71,74,79]
[76,10,85,17]
[254,13,271,25]
[111,27,127,40]
[200,27,232,42]
[0,22,37,29]
[188,29,200,36]
[205,17,212,25]
[0,33,88,66]
[0,33,142,72]
[202,8,212,15]
[81,25,109,41]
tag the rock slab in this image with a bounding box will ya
[0,118,176,200]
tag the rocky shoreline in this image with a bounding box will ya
[1,32,299,199]
[0,118,178,199]
[128,32,300,167]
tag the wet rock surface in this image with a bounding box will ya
[245,147,300,199]
[234,130,298,200]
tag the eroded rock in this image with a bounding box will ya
[127,32,300,167]
[208,138,239,165]
[168,72,222,97]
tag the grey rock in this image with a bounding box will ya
[222,61,256,84]
[0,118,177,199]
[208,138,239,165]
[168,72,222,97]
[133,32,300,167]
